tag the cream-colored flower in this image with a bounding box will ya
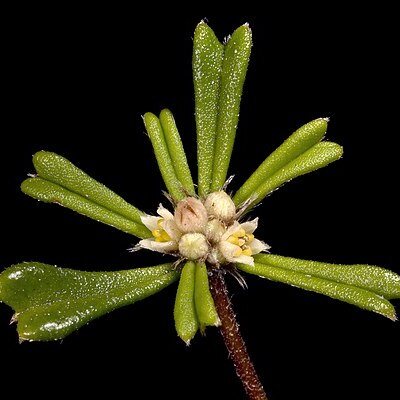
[137,196,268,266]
[138,204,182,254]
[218,218,269,266]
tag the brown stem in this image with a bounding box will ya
[209,269,268,400]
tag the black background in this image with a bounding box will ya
[1,9,398,400]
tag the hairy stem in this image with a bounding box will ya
[209,269,268,400]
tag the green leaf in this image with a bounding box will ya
[254,254,400,299]
[21,177,151,238]
[238,141,343,209]
[233,118,328,205]
[174,261,199,344]
[237,262,397,321]
[159,109,196,196]
[211,24,252,192]
[33,151,145,225]
[143,112,186,201]
[194,262,220,331]
[193,21,224,196]
[0,262,179,341]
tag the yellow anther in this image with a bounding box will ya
[234,247,243,257]
[233,228,246,238]
[159,230,171,242]
[238,238,246,247]
[245,233,254,243]
[152,229,162,238]
[152,226,171,242]
[157,218,165,228]
[242,247,252,256]
[227,236,240,245]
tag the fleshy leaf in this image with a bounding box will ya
[33,151,145,225]
[21,177,151,238]
[233,118,328,205]
[238,141,343,209]
[193,21,224,196]
[143,112,186,201]
[174,261,199,344]
[194,262,220,331]
[254,254,400,299]
[159,109,196,196]
[0,262,179,341]
[211,24,252,191]
[237,262,397,320]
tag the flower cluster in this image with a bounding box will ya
[138,191,269,267]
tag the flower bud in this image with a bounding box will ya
[204,191,236,222]
[205,219,226,244]
[178,233,209,260]
[174,197,208,233]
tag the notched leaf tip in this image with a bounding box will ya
[242,22,252,34]
[389,310,398,322]
[223,35,231,45]
[198,18,208,27]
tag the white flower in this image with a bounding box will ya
[218,218,269,267]
[138,204,182,254]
